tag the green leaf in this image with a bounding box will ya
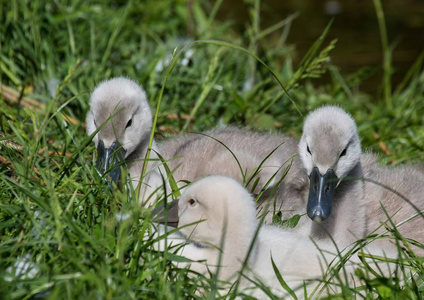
[272,213,301,229]
[167,253,195,263]
[282,214,301,229]
[271,255,298,300]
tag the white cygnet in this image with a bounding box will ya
[161,175,393,298]
[298,106,424,252]
[86,77,167,204]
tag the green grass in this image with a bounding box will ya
[1,0,424,299]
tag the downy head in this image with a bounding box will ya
[166,176,257,247]
[298,106,361,223]
[86,77,152,187]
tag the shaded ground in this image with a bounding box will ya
[217,0,424,91]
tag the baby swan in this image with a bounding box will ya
[166,175,356,298]
[298,106,367,244]
[299,106,424,250]
[170,175,257,282]
[87,77,304,208]
[86,77,166,204]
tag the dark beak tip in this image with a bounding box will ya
[309,210,326,223]
[152,199,180,227]
[165,221,179,228]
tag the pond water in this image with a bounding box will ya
[216,0,424,91]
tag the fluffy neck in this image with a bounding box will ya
[200,220,256,282]
[127,129,156,161]
[126,130,167,204]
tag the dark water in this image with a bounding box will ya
[216,0,424,91]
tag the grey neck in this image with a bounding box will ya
[127,130,153,162]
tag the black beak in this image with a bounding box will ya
[152,199,179,228]
[96,140,126,189]
[307,167,338,223]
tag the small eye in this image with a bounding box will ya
[340,148,347,157]
[126,119,132,129]
[188,199,196,206]
[307,145,312,155]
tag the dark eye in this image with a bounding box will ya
[126,119,132,128]
[340,148,347,157]
[307,145,312,155]
[188,199,196,206]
